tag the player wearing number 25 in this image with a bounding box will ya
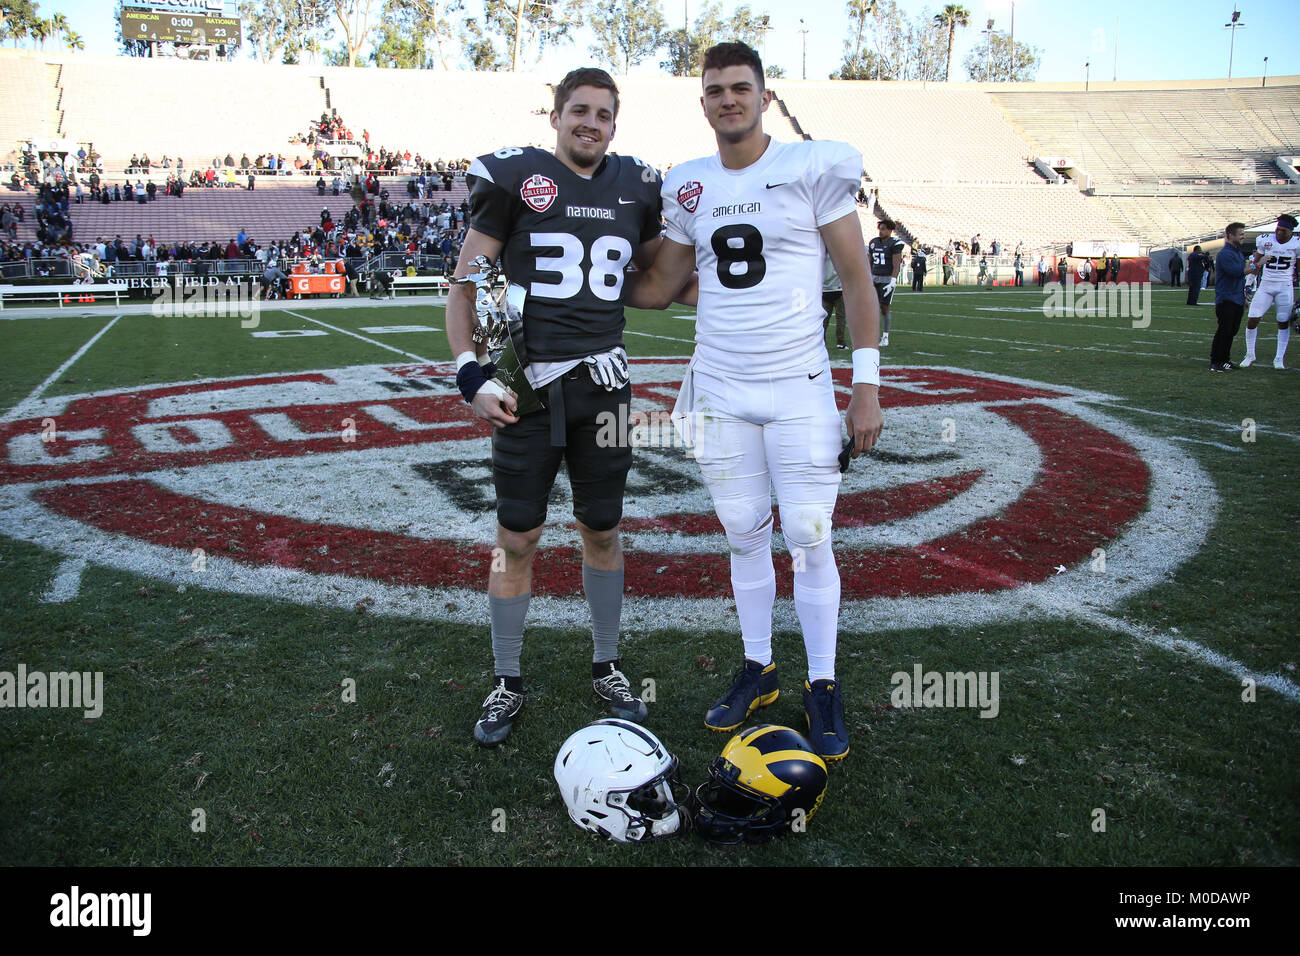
[627,42,883,761]
[446,68,693,747]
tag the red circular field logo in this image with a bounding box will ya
[0,361,1210,632]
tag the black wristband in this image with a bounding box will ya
[456,361,488,402]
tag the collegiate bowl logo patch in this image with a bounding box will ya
[677,181,703,214]
[0,363,1210,637]
[520,173,558,212]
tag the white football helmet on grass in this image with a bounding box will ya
[554,719,686,843]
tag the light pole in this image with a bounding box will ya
[1224,7,1245,80]
[1085,60,1090,92]
[799,18,808,80]
[981,18,994,81]
[1263,56,1268,87]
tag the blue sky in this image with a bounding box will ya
[24,0,1300,83]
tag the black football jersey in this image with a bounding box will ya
[868,235,905,278]
[465,146,663,363]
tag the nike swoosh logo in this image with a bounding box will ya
[765,183,787,189]
[808,369,823,379]
[618,198,634,204]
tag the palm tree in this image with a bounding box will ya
[933,4,970,82]
[64,29,84,52]
[50,11,69,49]
[31,16,50,50]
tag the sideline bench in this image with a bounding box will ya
[0,282,129,310]
[388,275,450,296]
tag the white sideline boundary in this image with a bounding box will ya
[2,314,121,422]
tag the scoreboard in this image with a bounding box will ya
[121,8,242,46]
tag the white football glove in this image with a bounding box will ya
[882,277,896,297]
[583,347,630,390]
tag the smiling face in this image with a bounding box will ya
[551,85,616,175]
[700,64,772,144]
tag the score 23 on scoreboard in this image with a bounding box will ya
[120,8,243,46]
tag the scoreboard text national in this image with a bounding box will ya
[120,7,242,46]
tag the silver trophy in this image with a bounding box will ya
[451,256,542,415]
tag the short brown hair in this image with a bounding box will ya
[878,218,895,230]
[554,67,620,118]
[1226,221,1245,235]
[702,41,764,89]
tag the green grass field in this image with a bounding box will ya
[1,284,1297,866]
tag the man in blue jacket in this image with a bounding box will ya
[1210,223,1257,371]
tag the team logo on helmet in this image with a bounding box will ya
[677,181,703,214]
[520,173,558,212]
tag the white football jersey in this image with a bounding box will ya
[1254,232,1300,287]
[661,138,861,375]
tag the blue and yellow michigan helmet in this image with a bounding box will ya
[690,724,828,844]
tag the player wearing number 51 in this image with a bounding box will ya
[446,68,695,748]
[626,42,883,762]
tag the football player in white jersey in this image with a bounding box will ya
[1242,213,1299,369]
[629,41,883,761]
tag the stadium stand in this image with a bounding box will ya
[775,82,1045,184]
[62,182,468,246]
[6,46,1300,261]
[991,86,1300,184]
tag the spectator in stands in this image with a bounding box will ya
[971,234,981,256]
[317,176,327,197]
[224,154,235,168]
[1,206,14,241]
[246,171,254,191]
[146,181,157,201]
[240,154,251,170]
[130,153,140,170]
[1186,246,1207,305]
[992,239,1001,258]
[1169,251,1183,286]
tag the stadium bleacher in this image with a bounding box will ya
[4,46,1300,258]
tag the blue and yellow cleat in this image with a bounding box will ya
[705,660,779,732]
[803,678,850,762]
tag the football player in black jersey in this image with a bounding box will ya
[868,218,905,346]
[446,68,683,747]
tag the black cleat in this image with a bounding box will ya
[592,662,648,723]
[705,659,779,731]
[473,677,523,747]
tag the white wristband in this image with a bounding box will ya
[455,350,477,371]
[852,348,881,386]
[477,379,507,402]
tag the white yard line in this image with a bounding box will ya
[899,327,1180,359]
[2,314,121,422]
[283,310,433,362]
[1092,402,1300,443]
[1055,603,1300,704]
[40,557,87,603]
[625,329,696,345]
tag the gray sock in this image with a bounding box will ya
[881,311,892,334]
[489,592,530,677]
[583,565,623,664]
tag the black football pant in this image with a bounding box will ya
[1210,301,1243,366]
